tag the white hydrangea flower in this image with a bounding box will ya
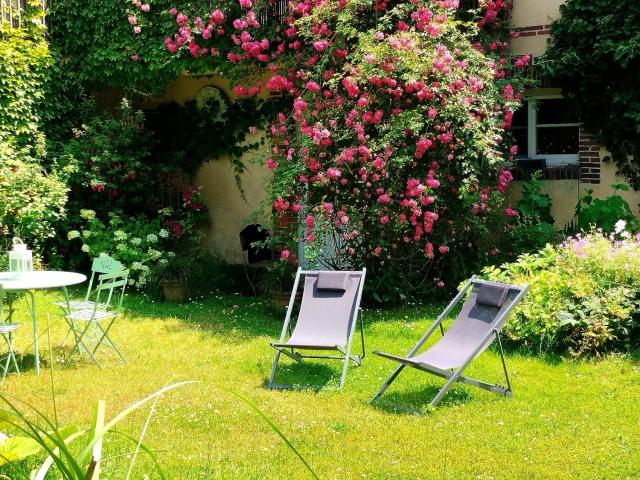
[614,219,627,234]
[114,230,127,240]
[146,233,158,243]
[159,258,169,265]
[80,209,96,220]
[167,251,176,258]
[131,261,143,270]
[131,237,142,246]
[81,244,90,253]
[159,229,169,238]
[67,230,81,240]
[116,243,126,250]
[82,230,92,238]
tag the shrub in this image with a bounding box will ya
[482,229,640,356]
[0,137,68,256]
[571,183,636,233]
[56,98,155,218]
[67,192,208,289]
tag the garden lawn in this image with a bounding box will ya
[1,289,639,479]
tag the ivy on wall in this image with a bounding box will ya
[543,0,640,188]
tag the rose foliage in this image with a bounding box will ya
[134,0,530,301]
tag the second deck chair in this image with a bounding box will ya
[268,268,366,389]
[371,277,529,408]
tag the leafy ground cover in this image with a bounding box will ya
[1,290,639,479]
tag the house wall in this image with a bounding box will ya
[507,0,640,228]
[159,74,272,264]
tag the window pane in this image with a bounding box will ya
[537,126,579,155]
[537,98,578,125]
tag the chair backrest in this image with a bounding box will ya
[433,279,526,361]
[90,270,129,314]
[85,255,125,301]
[291,270,365,346]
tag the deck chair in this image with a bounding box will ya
[268,268,366,389]
[63,269,129,367]
[371,277,529,408]
[0,284,21,380]
[55,254,124,313]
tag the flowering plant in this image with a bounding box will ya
[67,188,209,288]
[483,227,640,356]
[132,0,531,301]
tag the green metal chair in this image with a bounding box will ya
[63,269,129,368]
[0,284,21,380]
[55,254,124,313]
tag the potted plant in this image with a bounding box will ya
[258,257,299,309]
[151,254,196,302]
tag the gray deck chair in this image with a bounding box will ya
[268,268,366,389]
[371,277,529,408]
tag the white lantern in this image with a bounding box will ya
[8,237,33,278]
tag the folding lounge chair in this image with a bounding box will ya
[371,277,529,408]
[268,268,366,389]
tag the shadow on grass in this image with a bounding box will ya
[370,383,474,415]
[263,360,338,391]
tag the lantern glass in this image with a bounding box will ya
[8,250,33,276]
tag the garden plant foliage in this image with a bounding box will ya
[483,226,640,356]
[148,0,531,301]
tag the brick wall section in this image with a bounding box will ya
[516,25,552,37]
[579,126,601,184]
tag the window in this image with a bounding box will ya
[511,96,580,165]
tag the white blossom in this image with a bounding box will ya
[67,230,81,240]
[81,244,90,253]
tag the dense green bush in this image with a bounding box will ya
[0,137,68,255]
[571,183,636,233]
[482,229,640,357]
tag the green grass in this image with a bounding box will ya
[1,289,639,479]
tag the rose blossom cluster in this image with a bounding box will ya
[136,0,526,292]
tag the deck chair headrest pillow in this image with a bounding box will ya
[316,271,349,292]
[476,283,508,308]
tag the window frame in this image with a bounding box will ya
[516,94,580,166]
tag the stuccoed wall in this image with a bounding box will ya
[160,73,271,264]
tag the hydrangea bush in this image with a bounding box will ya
[67,188,208,288]
[132,0,530,300]
[483,225,640,356]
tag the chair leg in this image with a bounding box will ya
[267,350,281,389]
[73,322,102,368]
[496,331,512,394]
[93,320,126,363]
[370,364,406,403]
[429,370,463,407]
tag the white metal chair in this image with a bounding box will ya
[63,270,129,367]
[0,283,21,380]
[55,254,124,313]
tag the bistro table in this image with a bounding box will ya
[0,271,86,374]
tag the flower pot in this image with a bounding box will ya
[270,290,302,309]
[162,280,189,302]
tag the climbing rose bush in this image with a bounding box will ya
[138,0,527,301]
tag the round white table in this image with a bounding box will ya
[0,271,87,374]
